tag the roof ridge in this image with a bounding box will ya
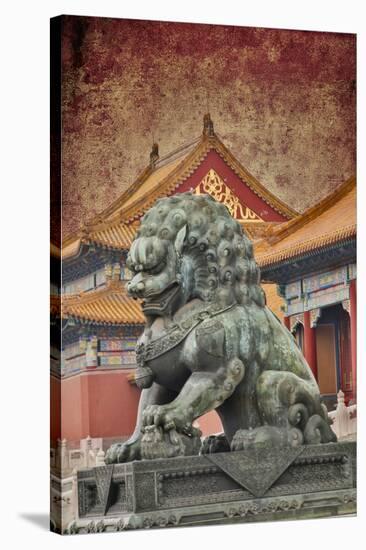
[265,175,356,245]
[155,135,201,166]
[63,130,303,253]
[62,137,206,248]
[257,223,356,267]
[118,139,211,221]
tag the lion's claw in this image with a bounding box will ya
[142,403,191,433]
[105,438,141,464]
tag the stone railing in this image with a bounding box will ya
[50,436,106,533]
[50,436,106,473]
[328,390,357,439]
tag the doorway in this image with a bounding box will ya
[315,303,350,408]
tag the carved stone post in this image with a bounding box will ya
[303,311,318,380]
[333,390,349,438]
[96,448,106,467]
[85,435,93,468]
[58,438,69,471]
[71,468,79,522]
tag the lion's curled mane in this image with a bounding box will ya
[136,191,266,308]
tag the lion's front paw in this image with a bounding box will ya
[105,438,141,464]
[141,425,201,460]
[142,403,193,433]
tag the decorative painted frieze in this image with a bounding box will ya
[86,336,98,367]
[63,272,95,295]
[99,338,136,351]
[284,267,352,315]
[303,267,347,293]
[285,280,302,300]
[98,337,137,367]
[98,352,136,366]
[306,284,349,311]
[61,335,139,376]
[287,298,305,316]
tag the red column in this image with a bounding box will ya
[284,316,290,330]
[349,279,357,402]
[303,310,318,380]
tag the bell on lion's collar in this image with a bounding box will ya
[134,366,155,389]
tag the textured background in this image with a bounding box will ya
[60,16,356,239]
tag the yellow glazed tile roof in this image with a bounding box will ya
[62,281,144,325]
[62,132,297,258]
[62,281,284,326]
[256,177,356,268]
[87,222,139,251]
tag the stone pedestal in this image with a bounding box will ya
[70,441,356,534]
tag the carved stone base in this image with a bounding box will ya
[70,441,356,534]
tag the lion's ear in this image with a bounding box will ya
[174,224,187,256]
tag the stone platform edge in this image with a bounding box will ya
[69,441,356,534]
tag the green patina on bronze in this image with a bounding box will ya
[106,192,336,463]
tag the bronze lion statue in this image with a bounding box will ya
[106,192,336,463]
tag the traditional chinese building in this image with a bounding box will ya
[53,115,298,447]
[256,176,356,408]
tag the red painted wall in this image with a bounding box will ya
[197,411,223,436]
[85,370,140,438]
[61,374,83,442]
[59,370,225,442]
[60,370,140,442]
[50,376,61,446]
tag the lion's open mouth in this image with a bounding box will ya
[141,283,180,315]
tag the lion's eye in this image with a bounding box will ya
[148,260,166,275]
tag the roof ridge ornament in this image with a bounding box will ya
[203,113,214,137]
[150,142,159,168]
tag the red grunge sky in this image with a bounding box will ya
[59,16,356,239]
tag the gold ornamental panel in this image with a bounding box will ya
[194,169,263,222]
